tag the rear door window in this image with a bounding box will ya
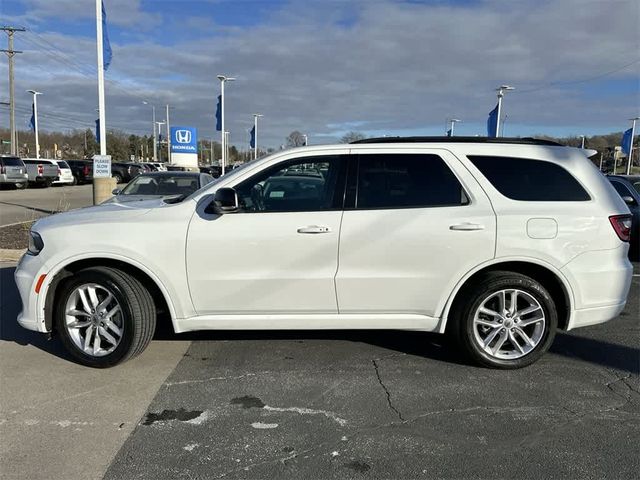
[468,156,590,201]
[1,157,24,166]
[355,153,468,209]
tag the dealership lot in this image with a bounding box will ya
[1,257,638,479]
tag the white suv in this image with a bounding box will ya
[15,137,633,368]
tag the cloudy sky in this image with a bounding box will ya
[1,0,639,149]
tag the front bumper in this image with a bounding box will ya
[15,253,49,333]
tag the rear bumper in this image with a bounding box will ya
[562,246,633,330]
[0,173,28,184]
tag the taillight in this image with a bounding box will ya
[0,165,5,174]
[57,168,62,175]
[37,164,43,175]
[83,165,89,175]
[609,215,633,242]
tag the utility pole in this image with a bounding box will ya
[2,26,25,156]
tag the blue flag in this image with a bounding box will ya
[487,104,498,137]
[446,128,452,137]
[621,127,633,156]
[215,95,222,131]
[29,102,36,131]
[249,126,255,148]
[102,1,112,71]
[95,118,100,144]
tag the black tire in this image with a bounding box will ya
[55,267,156,368]
[71,175,78,186]
[450,271,557,369]
[113,174,122,184]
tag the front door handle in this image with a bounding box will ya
[449,223,485,231]
[297,225,331,234]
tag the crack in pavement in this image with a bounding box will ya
[371,359,405,422]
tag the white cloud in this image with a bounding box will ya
[2,0,638,147]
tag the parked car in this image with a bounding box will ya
[22,158,58,187]
[110,162,134,184]
[199,165,222,177]
[104,172,214,204]
[150,162,167,172]
[607,175,640,261]
[15,137,633,368]
[166,165,189,172]
[67,160,93,185]
[52,160,75,186]
[0,155,28,189]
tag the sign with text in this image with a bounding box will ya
[93,155,112,178]
[170,126,198,154]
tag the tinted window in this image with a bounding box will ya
[121,175,200,196]
[468,156,590,201]
[1,157,24,166]
[356,154,468,209]
[235,156,345,212]
[609,180,632,198]
[22,159,38,165]
[57,161,70,168]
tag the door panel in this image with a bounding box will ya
[335,149,496,317]
[186,153,348,315]
[186,211,342,314]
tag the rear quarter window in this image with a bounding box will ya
[467,155,590,201]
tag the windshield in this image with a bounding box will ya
[120,174,201,196]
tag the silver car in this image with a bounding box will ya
[104,171,214,203]
[0,156,28,189]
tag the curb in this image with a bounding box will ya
[0,248,26,262]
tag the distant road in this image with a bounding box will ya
[0,184,94,227]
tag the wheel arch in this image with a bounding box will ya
[41,255,177,334]
[439,258,574,334]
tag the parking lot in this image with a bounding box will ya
[0,184,94,227]
[1,250,638,479]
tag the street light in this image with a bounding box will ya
[143,101,157,161]
[626,117,639,175]
[446,118,460,136]
[578,135,585,149]
[495,85,514,137]
[253,113,263,160]
[217,75,236,175]
[155,121,165,162]
[302,134,308,146]
[27,90,42,158]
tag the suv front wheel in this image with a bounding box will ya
[55,267,156,368]
[452,271,557,369]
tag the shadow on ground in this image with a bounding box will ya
[2,264,638,373]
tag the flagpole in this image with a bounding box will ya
[495,85,514,137]
[217,75,235,175]
[95,0,106,155]
[626,117,638,175]
[27,90,41,159]
[254,114,258,160]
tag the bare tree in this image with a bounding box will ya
[286,130,306,148]
[340,131,367,143]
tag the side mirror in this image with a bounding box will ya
[112,188,121,195]
[622,195,637,206]
[206,187,239,214]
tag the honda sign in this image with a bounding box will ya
[170,126,198,154]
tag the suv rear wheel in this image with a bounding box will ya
[451,271,557,369]
[55,267,156,368]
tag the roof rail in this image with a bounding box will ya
[350,136,563,146]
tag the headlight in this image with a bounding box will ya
[27,230,44,256]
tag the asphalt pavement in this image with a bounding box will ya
[0,184,94,227]
[1,257,638,480]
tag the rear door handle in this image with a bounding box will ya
[449,223,485,231]
[297,225,331,234]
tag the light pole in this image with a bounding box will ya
[217,75,236,175]
[579,135,585,149]
[27,90,42,159]
[626,117,639,175]
[225,131,230,165]
[302,134,308,146]
[253,113,263,159]
[495,85,514,137]
[165,104,171,164]
[447,118,460,136]
[143,101,157,161]
[155,121,165,162]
